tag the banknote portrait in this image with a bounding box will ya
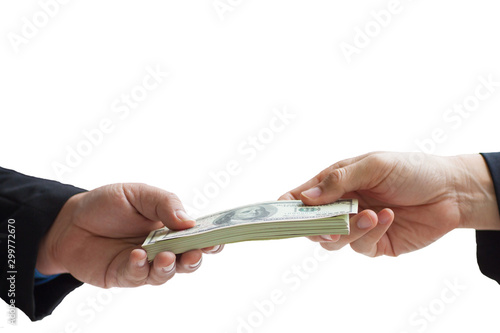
[213,203,279,226]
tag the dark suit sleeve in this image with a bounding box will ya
[0,167,86,321]
[477,153,500,284]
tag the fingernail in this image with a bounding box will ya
[302,187,322,199]
[137,258,147,268]
[176,210,195,223]
[357,215,373,229]
[162,262,175,274]
[206,244,221,254]
[320,235,333,242]
[188,258,202,269]
[379,211,392,225]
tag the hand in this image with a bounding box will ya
[36,183,223,288]
[279,152,500,257]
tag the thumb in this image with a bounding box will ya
[299,161,371,205]
[123,183,195,230]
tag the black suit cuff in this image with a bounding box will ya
[0,167,86,321]
[477,153,500,285]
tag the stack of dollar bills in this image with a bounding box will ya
[142,199,358,261]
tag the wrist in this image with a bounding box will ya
[454,154,500,230]
[36,192,84,275]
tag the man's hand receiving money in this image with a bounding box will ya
[36,183,224,288]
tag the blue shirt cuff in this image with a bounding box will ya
[34,268,60,286]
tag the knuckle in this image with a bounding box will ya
[366,153,391,171]
[148,271,172,286]
[349,242,364,254]
[124,275,147,287]
[131,182,150,197]
[333,168,346,183]
[322,168,345,188]
[164,191,181,204]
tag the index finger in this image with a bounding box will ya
[278,153,372,201]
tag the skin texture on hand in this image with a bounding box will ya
[36,183,223,288]
[279,152,500,258]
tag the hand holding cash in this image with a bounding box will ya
[142,199,358,261]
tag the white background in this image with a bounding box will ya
[1,1,500,332]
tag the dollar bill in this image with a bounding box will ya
[142,199,357,260]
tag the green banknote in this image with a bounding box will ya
[142,199,358,261]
